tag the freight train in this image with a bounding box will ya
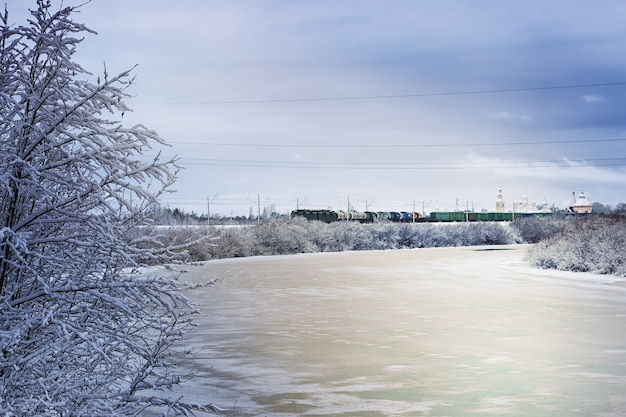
[291,209,420,223]
[291,209,549,223]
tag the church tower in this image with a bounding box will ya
[496,189,505,213]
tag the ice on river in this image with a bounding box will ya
[170,245,626,416]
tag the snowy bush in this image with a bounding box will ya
[368,223,401,249]
[0,3,214,415]
[323,221,372,251]
[510,216,568,243]
[129,226,218,263]
[467,222,521,246]
[207,227,253,259]
[301,220,335,252]
[250,217,319,255]
[527,216,626,276]
[204,218,521,258]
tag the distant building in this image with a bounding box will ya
[497,189,551,213]
[495,189,505,213]
[514,193,538,213]
[570,189,593,214]
[538,199,552,213]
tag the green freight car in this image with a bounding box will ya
[428,211,543,222]
[429,211,467,222]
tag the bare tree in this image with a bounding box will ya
[1,2,214,415]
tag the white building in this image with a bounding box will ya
[496,190,551,213]
[495,189,505,213]
[570,189,593,214]
[514,193,538,213]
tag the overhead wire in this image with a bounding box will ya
[141,81,626,159]
[176,156,626,170]
[138,81,626,105]
[172,137,626,148]
[148,81,626,212]
[142,139,626,169]
[139,81,626,172]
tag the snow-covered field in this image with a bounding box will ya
[170,245,626,416]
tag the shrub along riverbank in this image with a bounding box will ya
[135,215,625,276]
[526,215,626,276]
[211,216,583,259]
[211,217,524,257]
[136,216,557,259]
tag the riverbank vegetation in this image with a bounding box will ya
[151,215,625,277]
[153,216,567,262]
[527,215,626,276]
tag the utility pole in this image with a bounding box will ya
[207,194,217,226]
[296,196,307,211]
[257,193,261,225]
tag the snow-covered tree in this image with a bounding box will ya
[0,2,213,415]
[527,216,626,276]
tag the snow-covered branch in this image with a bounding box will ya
[0,2,214,415]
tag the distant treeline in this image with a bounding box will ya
[143,205,280,226]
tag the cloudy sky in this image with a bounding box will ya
[12,1,626,215]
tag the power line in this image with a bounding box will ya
[179,156,626,170]
[172,137,626,148]
[182,156,626,166]
[139,81,626,105]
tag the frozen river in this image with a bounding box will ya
[172,245,626,416]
